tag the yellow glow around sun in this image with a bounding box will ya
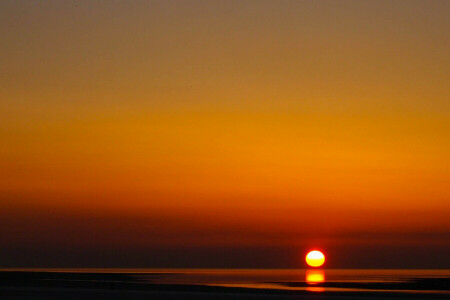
[305,250,325,267]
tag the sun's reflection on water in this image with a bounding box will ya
[306,269,325,292]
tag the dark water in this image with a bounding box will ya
[136,269,450,294]
[1,269,449,297]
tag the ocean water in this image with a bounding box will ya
[3,268,448,296]
[136,269,450,294]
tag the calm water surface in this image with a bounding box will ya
[4,268,449,295]
[137,269,450,294]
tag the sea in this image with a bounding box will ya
[2,268,449,297]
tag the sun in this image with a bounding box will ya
[305,250,325,267]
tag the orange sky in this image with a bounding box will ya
[0,0,449,268]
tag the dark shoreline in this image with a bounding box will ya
[0,271,449,299]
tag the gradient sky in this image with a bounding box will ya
[1,0,449,268]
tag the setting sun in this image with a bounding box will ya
[306,250,325,268]
[0,0,449,298]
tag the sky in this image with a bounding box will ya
[0,0,449,268]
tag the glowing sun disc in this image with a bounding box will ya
[305,250,325,267]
